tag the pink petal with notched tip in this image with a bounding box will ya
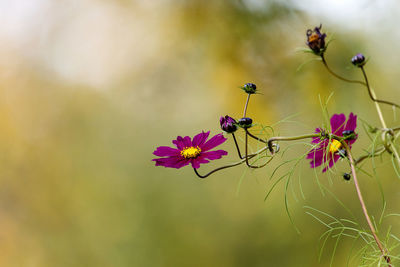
[153,146,180,157]
[201,133,227,152]
[330,113,346,135]
[152,156,190,169]
[192,131,210,147]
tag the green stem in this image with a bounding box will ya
[360,67,400,167]
[246,129,267,144]
[343,142,391,266]
[267,134,321,154]
[360,67,400,109]
[354,147,386,165]
[245,131,268,168]
[243,94,251,117]
[321,55,365,85]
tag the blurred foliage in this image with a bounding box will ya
[0,0,399,266]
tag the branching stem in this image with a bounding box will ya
[359,67,400,167]
[321,55,365,85]
[193,146,269,178]
[245,130,268,168]
[360,66,400,109]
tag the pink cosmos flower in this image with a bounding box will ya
[152,131,228,169]
[307,113,357,172]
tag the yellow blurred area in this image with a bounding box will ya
[0,0,399,266]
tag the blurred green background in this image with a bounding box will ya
[0,0,400,266]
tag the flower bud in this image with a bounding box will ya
[343,173,351,181]
[338,149,347,158]
[351,53,366,67]
[342,130,356,140]
[306,24,327,56]
[241,83,257,94]
[238,117,253,128]
[220,115,238,133]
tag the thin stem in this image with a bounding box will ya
[354,147,386,165]
[360,66,400,109]
[267,134,321,154]
[343,143,391,266]
[392,126,400,132]
[245,131,268,168]
[246,129,267,144]
[243,94,251,117]
[193,146,269,178]
[360,67,387,128]
[193,162,244,178]
[321,54,365,86]
[231,133,243,159]
[360,67,400,167]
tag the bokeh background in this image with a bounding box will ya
[0,0,400,266]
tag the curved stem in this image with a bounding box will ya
[392,126,400,132]
[360,67,400,167]
[360,67,387,128]
[321,54,366,85]
[360,67,400,109]
[245,131,268,168]
[267,134,320,154]
[193,146,269,178]
[354,147,386,165]
[246,130,267,144]
[343,143,391,266]
[193,161,244,178]
[232,133,243,159]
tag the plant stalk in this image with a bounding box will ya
[343,143,391,266]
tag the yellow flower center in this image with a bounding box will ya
[180,146,201,159]
[329,139,342,154]
[308,33,319,43]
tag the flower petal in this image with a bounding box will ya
[153,146,180,157]
[152,156,189,169]
[191,157,210,169]
[201,133,227,152]
[192,131,210,147]
[322,154,340,172]
[182,136,192,147]
[201,150,228,160]
[172,136,185,150]
[307,148,325,168]
[330,113,346,135]
[347,137,357,146]
[311,128,323,144]
[344,112,357,132]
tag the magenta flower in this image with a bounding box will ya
[153,131,228,169]
[307,113,357,172]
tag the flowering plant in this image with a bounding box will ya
[153,24,400,266]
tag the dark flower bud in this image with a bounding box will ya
[343,173,351,181]
[306,24,327,56]
[342,130,356,140]
[241,83,257,94]
[220,115,238,133]
[342,130,354,135]
[351,53,366,67]
[338,149,347,158]
[238,117,253,128]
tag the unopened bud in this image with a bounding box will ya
[220,115,238,133]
